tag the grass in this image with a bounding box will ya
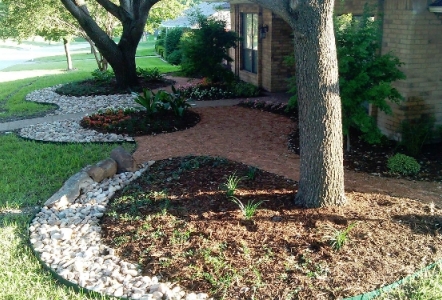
[0,135,134,299]
[376,262,442,299]
[0,39,178,121]
[0,38,441,300]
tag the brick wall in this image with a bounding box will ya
[230,1,442,138]
[379,0,442,138]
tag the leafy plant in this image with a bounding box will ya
[245,166,258,180]
[133,88,190,117]
[91,69,114,83]
[136,67,164,81]
[400,115,435,157]
[230,196,265,220]
[335,7,405,149]
[387,153,421,176]
[286,6,405,149]
[222,173,241,197]
[167,86,191,117]
[134,89,162,115]
[180,13,239,83]
[326,222,357,251]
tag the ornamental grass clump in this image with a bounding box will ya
[387,153,421,176]
[230,196,265,220]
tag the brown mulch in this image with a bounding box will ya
[100,156,442,299]
[98,106,442,299]
[133,106,442,206]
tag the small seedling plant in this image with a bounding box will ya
[230,196,265,220]
[325,222,357,251]
[222,173,241,197]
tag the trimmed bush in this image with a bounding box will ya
[387,153,421,176]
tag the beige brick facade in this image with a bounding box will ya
[379,0,442,138]
[229,0,442,139]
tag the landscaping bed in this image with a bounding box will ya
[100,156,442,299]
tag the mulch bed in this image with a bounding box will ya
[100,156,442,299]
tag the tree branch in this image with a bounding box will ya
[95,0,123,21]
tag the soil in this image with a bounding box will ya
[100,156,442,299]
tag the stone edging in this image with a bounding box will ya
[28,148,211,300]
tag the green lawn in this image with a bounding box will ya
[0,38,178,121]
[0,38,440,300]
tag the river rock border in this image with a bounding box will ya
[18,86,140,143]
[28,148,210,300]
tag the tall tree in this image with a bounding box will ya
[250,0,346,207]
[59,0,160,89]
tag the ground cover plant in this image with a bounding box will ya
[177,78,260,101]
[100,155,442,299]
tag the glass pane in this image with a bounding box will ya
[243,49,252,72]
[252,14,258,50]
[253,50,258,73]
[245,14,253,49]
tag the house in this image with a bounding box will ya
[160,2,231,30]
[208,0,442,140]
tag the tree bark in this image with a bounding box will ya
[250,0,346,208]
[292,0,346,207]
[63,37,73,70]
[60,0,158,88]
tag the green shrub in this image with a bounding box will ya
[400,115,435,157]
[165,27,184,58]
[167,49,182,65]
[336,6,405,148]
[91,69,114,83]
[286,5,405,148]
[180,13,238,83]
[387,153,421,176]
[228,81,260,97]
[136,67,163,81]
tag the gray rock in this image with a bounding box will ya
[96,158,118,179]
[87,166,106,182]
[110,146,138,173]
[44,171,94,208]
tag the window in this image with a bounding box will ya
[241,13,258,73]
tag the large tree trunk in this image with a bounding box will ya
[105,25,139,88]
[59,0,158,88]
[249,0,346,208]
[292,0,346,207]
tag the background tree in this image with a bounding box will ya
[59,0,160,89]
[335,9,405,150]
[0,0,119,71]
[249,0,346,208]
[144,0,188,33]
